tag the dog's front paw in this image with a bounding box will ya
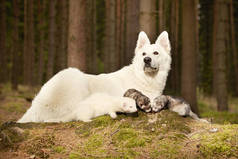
[152,95,168,112]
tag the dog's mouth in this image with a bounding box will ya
[144,64,158,72]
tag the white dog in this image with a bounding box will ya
[18,31,172,123]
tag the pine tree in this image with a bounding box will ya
[212,0,228,111]
[181,0,199,114]
[67,0,87,70]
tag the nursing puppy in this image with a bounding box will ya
[18,31,172,123]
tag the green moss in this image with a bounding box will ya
[201,111,238,124]
[113,128,150,148]
[0,127,28,148]
[85,134,103,149]
[69,153,84,159]
[3,102,26,113]
[72,134,106,158]
[151,138,182,159]
[26,134,55,158]
[193,125,238,158]
[92,115,115,127]
[53,146,66,153]
[157,110,191,134]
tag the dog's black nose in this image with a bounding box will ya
[144,57,151,64]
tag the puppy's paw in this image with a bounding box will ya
[152,95,168,112]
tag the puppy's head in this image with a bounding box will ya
[133,31,171,76]
[122,97,137,113]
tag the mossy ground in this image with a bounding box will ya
[0,84,238,159]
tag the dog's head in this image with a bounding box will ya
[132,31,171,76]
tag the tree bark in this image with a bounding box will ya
[47,0,56,80]
[229,0,238,96]
[104,0,118,73]
[23,0,28,85]
[37,0,46,85]
[169,0,180,93]
[181,0,199,114]
[212,0,228,111]
[87,0,98,74]
[125,0,139,65]
[139,0,157,42]
[67,0,87,71]
[0,0,7,83]
[158,0,164,33]
[29,0,35,85]
[23,0,35,86]
[11,0,20,90]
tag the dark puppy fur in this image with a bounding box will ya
[124,89,151,112]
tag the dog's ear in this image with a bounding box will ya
[155,31,171,53]
[136,31,150,51]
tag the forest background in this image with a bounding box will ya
[0,0,238,118]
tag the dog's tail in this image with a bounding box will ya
[189,111,210,123]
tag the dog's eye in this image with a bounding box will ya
[142,52,146,56]
[153,51,159,55]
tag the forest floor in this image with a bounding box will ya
[0,84,238,159]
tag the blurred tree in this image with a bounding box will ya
[23,0,35,86]
[0,0,7,83]
[11,0,20,90]
[212,0,228,111]
[169,0,180,94]
[230,0,238,96]
[104,0,118,72]
[125,0,139,65]
[47,0,56,80]
[158,0,164,33]
[67,0,87,71]
[37,0,46,85]
[139,0,157,42]
[55,0,68,73]
[87,0,98,74]
[198,0,213,94]
[181,0,198,114]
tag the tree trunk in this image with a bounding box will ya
[212,0,228,111]
[229,0,238,96]
[181,0,199,114]
[67,0,87,71]
[139,0,157,42]
[47,0,56,80]
[104,0,118,73]
[87,0,98,74]
[169,0,180,93]
[125,0,139,65]
[158,0,164,33]
[0,0,7,83]
[23,0,34,86]
[11,0,20,90]
[23,0,28,85]
[37,0,46,85]
[29,0,35,85]
[59,0,68,70]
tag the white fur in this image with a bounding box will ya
[45,93,137,122]
[18,31,171,123]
